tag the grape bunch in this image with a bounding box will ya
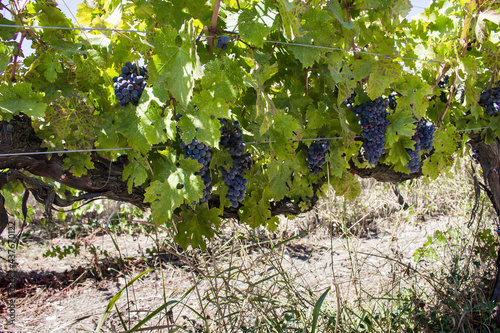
[342,92,356,109]
[406,119,436,173]
[112,62,149,107]
[219,119,246,156]
[352,97,390,165]
[219,119,251,208]
[221,154,251,207]
[180,138,212,204]
[306,137,331,175]
[438,75,449,88]
[216,36,230,50]
[479,83,500,115]
[471,147,480,164]
[388,92,398,110]
[419,120,435,152]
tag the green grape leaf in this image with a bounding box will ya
[122,153,149,194]
[145,157,203,223]
[422,124,458,179]
[46,94,97,150]
[239,187,273,228]
[305,103,331,129]
[268,159,294,201]
[289,35,326,68]
[174,205,221,250]
[385,138,413,166]
[39,53,63,82]
[62,154,94,177]
[386,111,416,146]
[366,59,401,99]
[333,173,361,200]
[201,57,246,101]
[238,4,274,47]
[326,143,348,178]
[288,176,314,202]
[115,108,151,155]
[0,83,47,120]
[392,75,433,117]
[136,87,175,144]
[177,91,230,148]
[149,21,202,108]
[269,110,300,159]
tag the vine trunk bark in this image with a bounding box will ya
[468,134,500,324]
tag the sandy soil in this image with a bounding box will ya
[0,208,462,333]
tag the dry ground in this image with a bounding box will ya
[0,161,497,332]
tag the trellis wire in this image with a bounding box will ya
[263,41,444,64]
[0,23,443,64]
[0,23,152,34]
[0,126,490,157]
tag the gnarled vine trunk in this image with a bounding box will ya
[468,134,500,323]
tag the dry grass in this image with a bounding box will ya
[3,157,500,332]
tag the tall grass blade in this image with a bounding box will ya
[311,287,330,333]
[127,300,178,333]
[95,268,154,333]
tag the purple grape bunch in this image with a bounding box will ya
[112,62,148,106]
[406,119,435,173]
[388,92,398,110]
[479,83,500,115]
[352,97,391,165]
[471,147,480,164]
[180,138,212,204]
[306,137,331,175]
[219,119,251,208]
[216,36,230,50]
[342,92,356,109]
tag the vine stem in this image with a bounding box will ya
[208,0,221,50]
[437,78,455,127]
[10,31,25,82]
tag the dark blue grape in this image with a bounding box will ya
[114,62,148,106]
[471,147,480,164]
[479,84,500,115]
[306,137,331,175]
[219,118,252,207]
[352,97,390,165]
[181,138,212,204]
[405,119,435,173]
[217,36,230,49]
